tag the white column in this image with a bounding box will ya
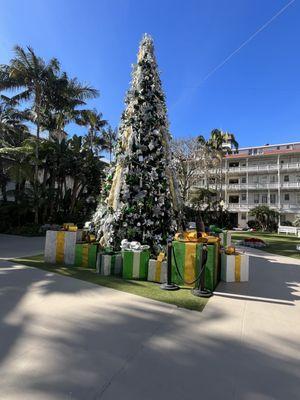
[246,158,249,204]
[225,158,228,206]
[277,154,281,210]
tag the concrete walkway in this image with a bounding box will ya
[0,237,300,399]
[0,234,45,259]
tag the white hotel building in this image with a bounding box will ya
[201,141,300,228]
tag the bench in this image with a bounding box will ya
[278,225,300,236]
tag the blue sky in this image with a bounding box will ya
[0,0,299,147]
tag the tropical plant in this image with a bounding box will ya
[102,125,118,162]
[206,129,239,201]
[76,109,107,153]
[249,205,279,231]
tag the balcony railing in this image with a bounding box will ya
[225,182,300,190]
[227,162,300,174]
[226,203,300,211]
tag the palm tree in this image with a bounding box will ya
[207,129,239,200]
[103,125,118,162]
[41,72,99,141]
[76,109,107,154]
[0,98,29,202]
[0,46,60,222]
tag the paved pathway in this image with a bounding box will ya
[0,237,300,399]
[0,234,45,259]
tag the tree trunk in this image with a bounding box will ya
[34,97,40,224]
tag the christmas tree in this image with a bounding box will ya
[93,34,181,252]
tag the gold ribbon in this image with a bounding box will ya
[235,254,241,282]
[82,244,89,267]
[155,252,165,282]
[56,231,65,263]
[184,243,196,284]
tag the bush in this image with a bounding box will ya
[282,220,293,226]
[247,220,259,229]
[293,217,300,227]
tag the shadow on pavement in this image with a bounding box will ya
[0,258,300,399]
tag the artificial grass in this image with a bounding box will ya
[11,254,208,312]
[232,231,300,260]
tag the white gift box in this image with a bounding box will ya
[96,253,122,276]
[221,253,249,282]
[219,231,232,247]
[44,230,82,265]
[147,259,167,283]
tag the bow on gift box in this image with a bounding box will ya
[174,231,220,244]
[120,239,150,251]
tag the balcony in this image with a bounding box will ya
[226,203,300,212]
[226,182,300,191]
[227,162,300,174]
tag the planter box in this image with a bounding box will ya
[122,250,150,280]
[147,259,167,283]
[221,253,249,282]
[44,230,82,265]
[96,252,122,276]
[74,243,98,268]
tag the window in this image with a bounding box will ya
[286,145,290,149]
[284,194,290,201]
[241,213,246,220]
[229,178,239,184]
[229,162,239,168]
[253,176,259,183]
[261,194,268,204]
[284,175,289,182]
[270,175,277,183]
[254,194,259,204]
[277,146,280,150]
[241,194,247,201]
[241,177,246,183]
[229,195,239,204]
[270,194,276,204]
[261,175,267,183]
[297,194,300,204]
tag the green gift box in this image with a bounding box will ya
[171,241,220,290]
[171,241,203,286]
[74,243,98,268]
[122,250,150,280]
[205,243,220,291]
[96,252,122,276]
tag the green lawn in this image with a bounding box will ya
[11,254,208,312]
[232,231,300,259]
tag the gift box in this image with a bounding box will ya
[221,252,249,282]
[219,231,232,247]
[147,253,167,283]
[96,252,122,276]
[122,249,150,280]
[44,230,82,265]
[74,243,98,268]
[205,243,220,291]
[171,241,220,290]
[171,241,204,286]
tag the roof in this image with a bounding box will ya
[239,141,300,150]
[225,148,300,159]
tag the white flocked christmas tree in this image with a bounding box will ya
[93,34,181,252]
